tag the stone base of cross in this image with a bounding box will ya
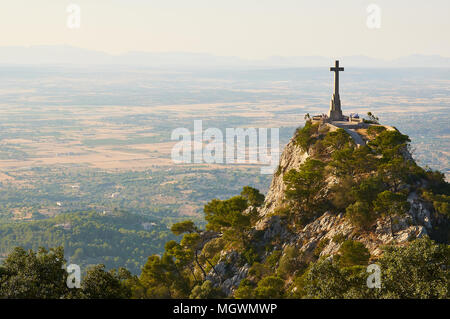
[329,93,343,120]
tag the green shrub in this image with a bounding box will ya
[189,280,224,299]
[422,191,450,217]
[295,121,319,151]
[345,201,376,230]
[351,176,385,204]
[277,246,305,278]
[242,247,260,265]
[329,146,377,178]
[322,128,354,151]
[367,125,386,137]
[248,262,271,280]
[332,233,346,244]
[265,250,282,268]
[338,240,370,267]
[330,176,356,210]
[293,258,349,298]
[234,279,255,299]
[284,159,327,222]
[241,186,265,207]
[378,237,449,298]
[254,276,285,298]
[313,238,330,258]
[273,205,291,218]
[368,130,410,160]
[424,169,450,195]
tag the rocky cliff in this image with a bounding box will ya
[203,121,449,297]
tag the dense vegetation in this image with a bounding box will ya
[0,210,175,274]
[0,247,133,298]
[1,223,447,298]
[290,121,449,236]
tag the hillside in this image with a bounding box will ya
[138,119,449,299]
[0,210,175,274]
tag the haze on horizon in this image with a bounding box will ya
[1,0,449,60]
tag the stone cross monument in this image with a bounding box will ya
[328,60,344,121]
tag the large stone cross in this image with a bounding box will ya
[328,60,344,121]
[330,60,344,96]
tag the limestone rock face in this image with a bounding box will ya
[289,208,430,259]
[208,195,438,296]
[257,134,309,222]
[206,250,249,296]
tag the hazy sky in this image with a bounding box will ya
[1,0,449,59]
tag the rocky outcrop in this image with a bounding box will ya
[257,134,309,222]
[206,251,249,296]
[206,124,447,296]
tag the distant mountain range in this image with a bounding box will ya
[0,45,449,68]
